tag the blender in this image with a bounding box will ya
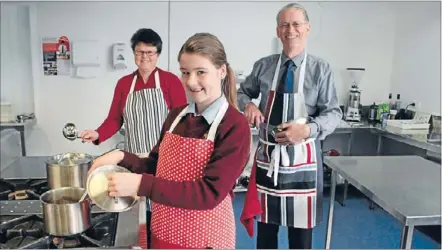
[343,68,365,122]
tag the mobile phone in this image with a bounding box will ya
[271,125,282,137]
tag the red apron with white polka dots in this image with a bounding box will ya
[150,101,236,249]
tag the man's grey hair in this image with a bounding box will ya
[276,3,310,25]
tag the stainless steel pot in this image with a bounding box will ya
[86,164,138,212]
[46,153,94,190]
[40,187,92,236]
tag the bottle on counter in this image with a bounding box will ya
[381,112,389,129]
[388,93,394,109]
[389,110,397,120]
[377,103,390,121]
[368,102,377,121]
[395,94,401,110]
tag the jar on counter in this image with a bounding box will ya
[389,110,397,120]
[380,112,389,129]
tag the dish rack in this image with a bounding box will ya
[386,111,432,132]
[386,120,430,130]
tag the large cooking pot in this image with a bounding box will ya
[46,153,94,189]
[40,187,92,236]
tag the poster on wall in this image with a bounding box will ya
[42,36,72,76]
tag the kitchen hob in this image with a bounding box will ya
[0,178,48,202]
[0,178,119,249]
[0,213,118,249]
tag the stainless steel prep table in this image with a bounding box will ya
[0,118,37,156]
[324,155,441,249]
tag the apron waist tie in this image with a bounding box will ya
[259,139,290,186]
[259,138,316,186]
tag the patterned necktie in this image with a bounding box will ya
[285,60,295,93]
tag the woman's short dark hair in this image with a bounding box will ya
[130,28,162,54]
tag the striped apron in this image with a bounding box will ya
[123,70,169,155]
[123,70,169,248]
[241,52,323,233]
[150,100,236,249]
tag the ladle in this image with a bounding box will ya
[62,122,83,141]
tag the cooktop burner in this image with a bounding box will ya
[0,212,118,248]
[0,179,48,201]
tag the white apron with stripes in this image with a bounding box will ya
[123,71,169,156]
[255,52,321,229]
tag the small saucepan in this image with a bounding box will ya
[40,187,93,236]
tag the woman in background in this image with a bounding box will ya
[80,28,187,153]
[88,33,251,249]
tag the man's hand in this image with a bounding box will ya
[244,102,265,128]
[274,122,311,145]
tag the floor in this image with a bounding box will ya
[232,186,441,249]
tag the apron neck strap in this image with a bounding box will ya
[129,74,137,94]
[129,70,161,94]
[168,100,229,142]
[168,106,189,133]
[297,52,308,94]
[154,71,160,89]
[206,101,229,141]
[270,55,283,91]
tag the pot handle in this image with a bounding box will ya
[85,195,97,208]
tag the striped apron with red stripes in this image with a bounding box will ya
[241,52,323,233]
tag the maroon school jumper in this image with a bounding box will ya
[94,68,187,144]
[118,104,251,211]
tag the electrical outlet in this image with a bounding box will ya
[411,100,421,110]
[416,102,421,110]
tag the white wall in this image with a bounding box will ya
[169,1,397,106]
[390,1,441,115]
[28,2,170,156]
[0,4,35,116]
[0,1,440,156]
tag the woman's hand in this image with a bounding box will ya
[108,173,142,197]
[88,150,124,174]
[80,130,99,143]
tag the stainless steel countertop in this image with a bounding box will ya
[251,120,441,154]
[0,117,37,127]
[324,155,441,226]
[333,120,440,154]
[0,156,142,248]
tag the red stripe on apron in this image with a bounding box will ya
[263,91,276,162]
[264,91,276,121]
[307,196,312,228]
[261,193,267,223]
[306,143,312,164]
